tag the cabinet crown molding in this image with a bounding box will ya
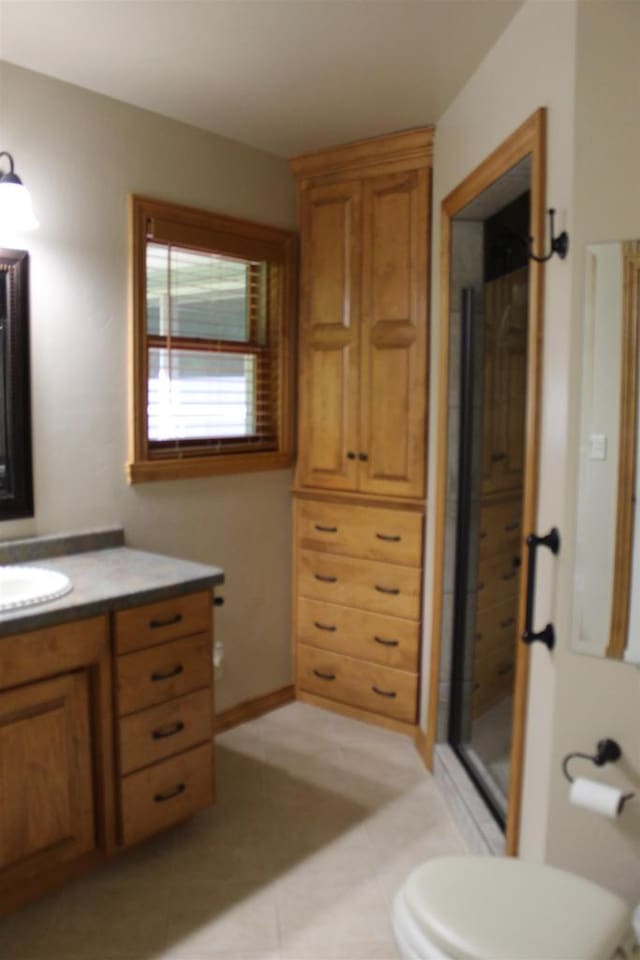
[289,126,434,181]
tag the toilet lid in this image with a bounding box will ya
[403,856,632,960]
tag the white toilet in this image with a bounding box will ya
[392,856,639,960]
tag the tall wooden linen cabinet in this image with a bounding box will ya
[290,129,433,733]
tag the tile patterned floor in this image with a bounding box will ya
[1,702,467,960]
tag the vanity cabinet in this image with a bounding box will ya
[291,129,432,730]
[0,585,216,915]
[0,615,114,914]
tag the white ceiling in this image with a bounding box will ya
[0,0,523,158]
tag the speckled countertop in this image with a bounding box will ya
[0,527,224,637]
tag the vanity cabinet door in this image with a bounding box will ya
[0,671,95,874]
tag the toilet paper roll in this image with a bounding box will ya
[569,777,625,818]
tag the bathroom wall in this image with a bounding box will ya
[0,61,297,713]
[424,0,577,868]
[545,0,640,901]
[425,0,640,902]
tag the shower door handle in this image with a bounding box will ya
[522,528,560,650]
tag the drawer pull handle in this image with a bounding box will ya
[502,571,517,582]
[376,533,401,542]
[492,452,506,462]
[151,664,184,682]
[500,617,515,629]
[149,613,183,629]
[374,635,400,647]
[313,669,336,681]
[375,585,400,595]
[475,632,482,641]
[315,573,337,583]
[315,524,338,533]
[477,582,485,591]
[479,531,488,540]
[313,620,337,632]
[154,783,186,803]
[497,663,513,677]
[372,685,397,699]
[152,721,185,740]
[504,522,519,532]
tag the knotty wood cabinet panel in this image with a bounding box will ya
[297,181,361,490]
[359,169,429,499]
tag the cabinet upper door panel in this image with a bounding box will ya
[0,671,95,875]
[297,182,361,490]
[359,170,429,498]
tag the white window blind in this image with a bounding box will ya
[145,241,280,456]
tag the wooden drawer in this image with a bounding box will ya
[297,597,420,671]
[476,550,520,612]
[119,689,213,775]
[478,497,522,561]
[114,591,212,655]
[473,596,519,660]
[299,549,421,620]
[297,643,417,723]
[120,742,214,847]
[296,499,423,567]
[116,634,212,716]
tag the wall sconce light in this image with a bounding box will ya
[0,152,39,232]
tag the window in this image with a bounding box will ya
[128,196,296,482]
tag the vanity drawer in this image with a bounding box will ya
[114,591,212,655]
[296,499,423,567]
[120,742,214,846]
[478,497,522,561]
[296,597,420,671]
[119,689,213,775]
[297,643,417,723]
[116,634,212,716]
[299,549,421,620]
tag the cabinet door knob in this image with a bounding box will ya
[346,451,356,460]
[358,452,368,461]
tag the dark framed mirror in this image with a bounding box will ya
[0,248,33,520]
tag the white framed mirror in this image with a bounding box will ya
[573,239,640,662]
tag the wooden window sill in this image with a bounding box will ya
[127,451,293,484]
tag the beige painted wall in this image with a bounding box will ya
[425,0,640,902]
[546,0,640,902]
[0,61,297,713]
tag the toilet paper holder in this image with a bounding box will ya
[562,738,635,808]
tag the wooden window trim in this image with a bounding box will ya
[127,195,296,484]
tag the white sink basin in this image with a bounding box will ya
[0,565,73,612]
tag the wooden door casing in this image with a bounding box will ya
[359,169,429,499]
[0,671,95,874]
[297,181,361,491]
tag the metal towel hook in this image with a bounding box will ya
[528,208,569,263]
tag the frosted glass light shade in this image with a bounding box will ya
[0,181,39,232]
